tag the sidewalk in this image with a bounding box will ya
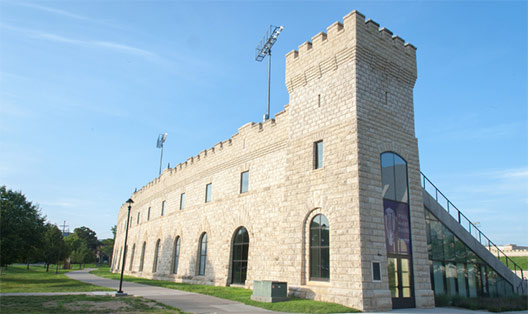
[66,268,277,313]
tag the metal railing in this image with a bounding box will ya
[421,172,525,293]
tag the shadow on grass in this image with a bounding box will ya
[90,267,359,313]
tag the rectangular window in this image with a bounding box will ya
[180,193,185,210]
[147,207,151,221]
[137,213,140,224]
[314,140,323,169]
[372,261,382,281]
[161,201,165,216]
[240,171,249,193]
[205,183,212,203]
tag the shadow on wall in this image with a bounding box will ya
[149,234,216,285]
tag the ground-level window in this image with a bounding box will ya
[310,214,329,280]
[231,227,249,284]
[198,233,208,275]
[173,236,181,274]
[425,209,513,297]
[153,239,160,273]
[139,242,146,271]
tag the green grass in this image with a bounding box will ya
[0,295,185,313]
[91,267,359,313]
[499,256,528,271]
[0,264,113,293]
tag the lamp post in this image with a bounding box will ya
[116,198,133,296]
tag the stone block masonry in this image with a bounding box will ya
[112,10,435,311]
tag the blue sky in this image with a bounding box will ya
[1,1,526,244]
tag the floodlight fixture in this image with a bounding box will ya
[255,25,284,121]
[156,133,168,176]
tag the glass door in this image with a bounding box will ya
[388,256,415,309]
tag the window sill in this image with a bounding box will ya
[306,279,331,286]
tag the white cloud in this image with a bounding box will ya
[1,24,159,60]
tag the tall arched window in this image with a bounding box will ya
[310,214,330,281]
[380,152,414,308]
[153,239,161,273]
[172,236,181,274]
[129,244,136,271]
[139,242,146,271]
[231,227,249,284]
[198,233,208,276]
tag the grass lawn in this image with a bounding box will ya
[0,295,185,313]
[499,256,528,271]
[91,267,359,313]
[0,264,113,293]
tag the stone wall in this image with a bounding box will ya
[112,10,434,311]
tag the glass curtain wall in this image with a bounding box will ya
[425,209,513,297]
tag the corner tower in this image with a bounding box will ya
[283,10,434,311]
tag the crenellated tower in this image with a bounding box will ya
[282,10,433,311]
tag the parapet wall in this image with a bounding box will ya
[285,10,417,93]
[129,106,289,199]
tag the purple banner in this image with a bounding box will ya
[384,199,411,255]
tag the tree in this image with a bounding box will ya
[70,242,95,269]
[99,238,114,265]
[73,227,99,251]
[41,223,70,272]
[0,186,46,268]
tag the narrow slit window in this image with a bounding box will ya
[240,171,249,193]
[314,140,323,169]
[161,201,165,216]
[205,183,212,203]
[180,193,185,210]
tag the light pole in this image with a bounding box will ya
[116,198,133,296]
[255,25,283,121]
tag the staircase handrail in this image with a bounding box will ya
[420,172,525,293]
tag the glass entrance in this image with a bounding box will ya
[231,227,249,284]
[388,256,415,308]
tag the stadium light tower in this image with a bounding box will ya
[156,133,168,176]
[255,25,283,121]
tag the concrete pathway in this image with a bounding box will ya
[65,268,277,313]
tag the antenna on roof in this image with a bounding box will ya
[255,25,283,121]
[156,133,168,176]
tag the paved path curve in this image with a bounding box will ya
[66,268,277,313]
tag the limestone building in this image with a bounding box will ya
[112,10,525,311]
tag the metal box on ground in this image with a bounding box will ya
[251,280,288,303]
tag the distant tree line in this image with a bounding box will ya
[0,186,115,272]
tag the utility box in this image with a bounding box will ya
[251,280,288,303]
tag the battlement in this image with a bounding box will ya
[132,106,289,197]
[285,10,417,92]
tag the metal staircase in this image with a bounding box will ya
[421,172,526,295]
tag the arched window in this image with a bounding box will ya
[380,152,413,306]
[139,242,146,271]
[231,227,249,284]
[198,233,208,276]
[129,243,136,271]
[310,214,330,281]
[381,152,409,203]
[172,236,181,274]
[153,239,161,273]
